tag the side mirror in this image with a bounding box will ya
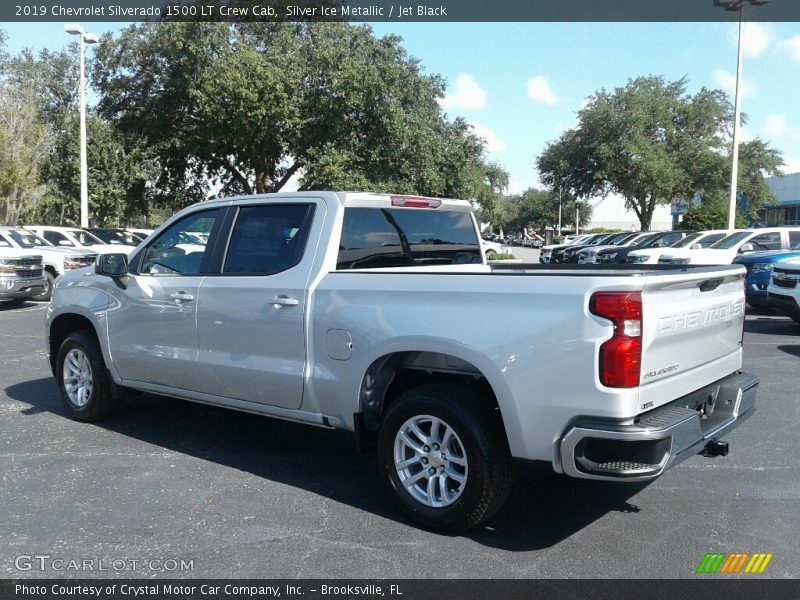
[95,253,128,277]
[739,243,755,254]
[691,243,702,249]
[58,240,74,247]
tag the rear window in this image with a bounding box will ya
[337,208,481,269]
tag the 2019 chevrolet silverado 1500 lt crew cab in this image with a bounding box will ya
[46,192,758,531]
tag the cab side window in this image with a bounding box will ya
[44,231,73,247]
[139,210,220,275]
[223,204,314,275]
[750,232,781,251]
[789,231,800,250]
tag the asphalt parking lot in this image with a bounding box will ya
[1,301,798,579]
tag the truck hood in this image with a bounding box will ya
[88,244,136,255]
[0,248,41,259]
[734,249,800,263]
[662,248,735,265]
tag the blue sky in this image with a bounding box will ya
[4,21,800,194]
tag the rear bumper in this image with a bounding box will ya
[559,371,758,481]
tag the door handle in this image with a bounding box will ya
[269,295,299,307]
[170,291,195,302]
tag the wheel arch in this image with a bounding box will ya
[354,340,524,456]
[48,311,103,375]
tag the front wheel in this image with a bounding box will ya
[56,330,122,421]
[378,384,513,532]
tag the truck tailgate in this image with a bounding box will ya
[638,266,746,410]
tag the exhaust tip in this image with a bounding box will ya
[703,439,729,457]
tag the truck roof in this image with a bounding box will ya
[199,191,474,212]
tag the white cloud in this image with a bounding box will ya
[784,35,800,62]
[467,121,506,153]
[712,69,756,99]
[507,181,525,195]
[437,74,487,110]
[765,114,787,138]
[526,75,559,106]
[733,22,772,58]
[782,156,800,174]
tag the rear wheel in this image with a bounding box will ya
[378,384,513,532]
[485,250,497,259]
[56,330,122,421]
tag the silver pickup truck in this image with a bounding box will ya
[46,192,758,531]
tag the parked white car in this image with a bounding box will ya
[0,227,97,301]
[660,228,800,266]
[26,226,136,256]
[481,239,509,258]
[627,230,737,265]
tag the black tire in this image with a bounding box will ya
[378,384,513,532]
[55,330,122,422]
[32,270,54,302]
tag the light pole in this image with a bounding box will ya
[713,0,770,229]
[64,24,98,228]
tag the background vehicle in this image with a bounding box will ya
[0,227,97,301]
[26,226,137,256]
[578,232,646,264]
[627,230,732,265]
[734,249,800,308]
[86,228,144,247]
[481,239,509,259]
[125,228,154,239]
[543,234,604,264]
[0,247,45,304]
[767,258,800,323]
[47,191,757,532]
[561,232,626,263]
[595,230,689,264]
[660,228,800,266]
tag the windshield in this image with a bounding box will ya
[628,233,660,247]
[711,231,752,249]
[8,229,51,249]
[670,232,703,248]
[90,229,138,245]
[610,233,636,245]
[70,230,105,246]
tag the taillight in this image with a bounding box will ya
[390,195,442,209]
[589,291,642,388]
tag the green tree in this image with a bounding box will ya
[92,22,499,210]
[678,200,747,230]
[736,138,783,218]
[537,76,733,231]
[0,83,51,225]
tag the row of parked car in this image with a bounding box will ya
[0,226,153,303]
[539,226,800,323]
[482,233,544,249]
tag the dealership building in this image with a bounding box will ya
[670,171,800,228]
[762,172,800,226]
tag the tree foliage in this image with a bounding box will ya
[537,76,737,231]
[92,22,501,212]
[0,82,51,225]
[678,201,747,230]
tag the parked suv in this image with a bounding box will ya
[767,259,800,323]
[0,246,45,304]
[734,249,800,308]
[0,227,97,301]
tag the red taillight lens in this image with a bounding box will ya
[590,291,642,388]
[390,195,442,209]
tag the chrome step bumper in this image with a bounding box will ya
[560,372,758,481]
